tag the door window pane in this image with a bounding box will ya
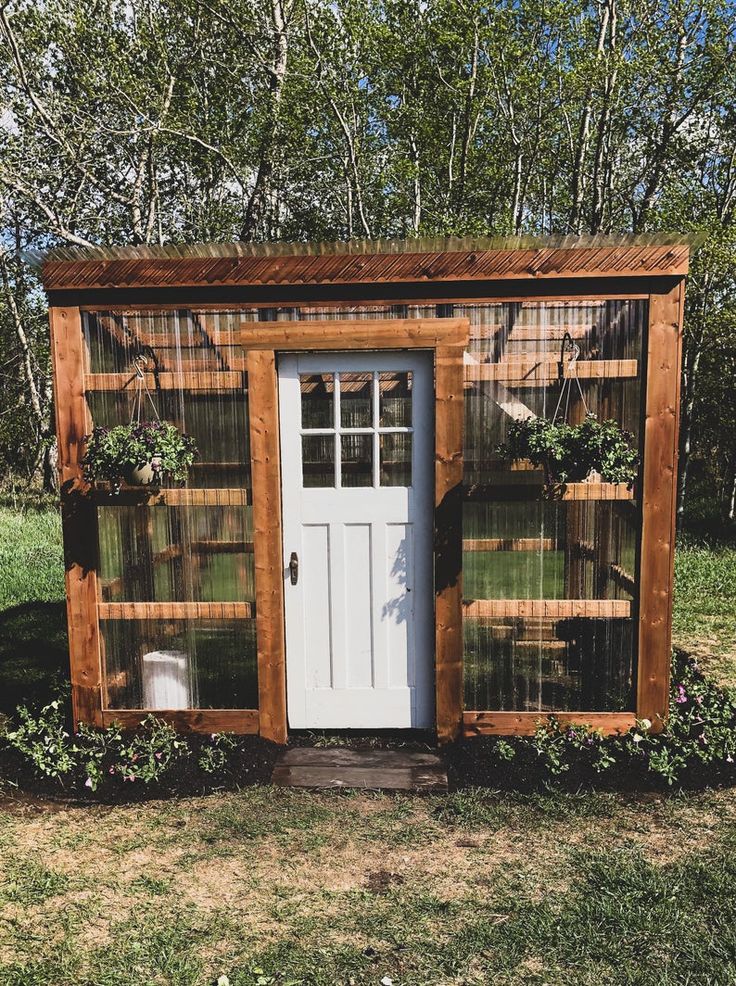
[341,434,373,487]
[301,374,334,429]
[340,372,373,428]
[302,434,335,487]
[379,371,412,427]
[380,433,412,487]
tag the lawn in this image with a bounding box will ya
[2,506,736,984]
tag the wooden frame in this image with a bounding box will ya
[241,317,470,743]
[46,239,688,744]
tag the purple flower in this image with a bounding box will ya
[675,684,687,704]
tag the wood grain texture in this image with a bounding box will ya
[90,487,249,506]
[463,711,636,736]
[277,748,443,768]
[434,343,467,743]
[41,240,690,292]
[463,599,631,619]
[637,282,685,730]
[85,371,243,391]
[247,349,288,744]
[50,306,104,728]
[272,764,447,791]
[241,317,469,351]
[101,709,259,733]
[97,601,254,620]
[463,481,634,502]
[463,537,557,552]
[464,359,638,384]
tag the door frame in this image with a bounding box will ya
[243,318,470,743]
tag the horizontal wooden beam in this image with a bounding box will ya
[98,601,254,620]
[85,371,244,391]
[464,482,635,502]
[242,317,469,351]
[464,359,638,384]
[91,488,249,506]
[463,599,631,618]
[463,711,636,736]
[463,537,557,551]
[101,708,259,734]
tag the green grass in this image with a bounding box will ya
[1,787,736,984]
[674,535,736,689]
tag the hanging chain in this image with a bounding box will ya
[129,355,161,426]
[552,330,589,423]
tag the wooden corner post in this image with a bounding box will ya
[49,306,104,728]
[246,349,288,744]
[434,341,467,743]
[637,281,685,729]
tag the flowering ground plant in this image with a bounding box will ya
[486,653,736,787]
[82,420,197,487]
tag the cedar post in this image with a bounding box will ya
[49,306,104,727]
[246,349,288,744]
[637,282,685,729]
[434,343,466,743]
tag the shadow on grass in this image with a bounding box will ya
[0,602,68,715]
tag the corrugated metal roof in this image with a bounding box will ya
[31,233,693,291]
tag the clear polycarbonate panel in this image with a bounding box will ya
[84,309,255,712]
[97,505,254,603]
[101,619,257,710]
[461,299,647,712]
[86,390,250,489]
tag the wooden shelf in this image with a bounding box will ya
[463,711,636,736]
[85,371,244,391]
[464,358,638,384]
[464,481,635,502]
[463,537,557,551]
[90,487,249,506]
[98,601,254,620]
[101,708,259,733]
[463,599,631,619]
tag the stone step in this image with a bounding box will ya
[272,747,448,792]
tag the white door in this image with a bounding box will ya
[278,350,434,729]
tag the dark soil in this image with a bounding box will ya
[0,733,279,809]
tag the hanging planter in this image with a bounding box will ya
[495,333,639,487]
[83,357,197,490]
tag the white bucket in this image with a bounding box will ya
[142,650,191,709]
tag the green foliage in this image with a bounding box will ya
[1,690,244,793]
[496,414,639,485]
[82,421,197,486]
[3,692,75,781]
[197,732,238,774]
[496,653,736,786]
[107,715,189,786]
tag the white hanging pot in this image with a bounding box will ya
[124,456,162,486]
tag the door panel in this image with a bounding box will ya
[279,350,434,729]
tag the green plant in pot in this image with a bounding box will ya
[83,420,197,489]
[496,413,638,486]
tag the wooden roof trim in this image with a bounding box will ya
[39,239,691,292]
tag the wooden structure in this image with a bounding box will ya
[40,235,689,743]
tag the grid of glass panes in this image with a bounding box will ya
[300,370,413,488]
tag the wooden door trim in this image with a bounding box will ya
[243,317,468,743]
